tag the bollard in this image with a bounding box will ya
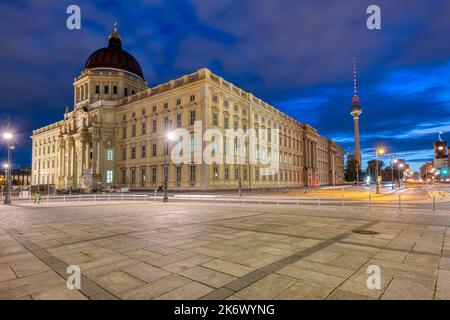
[368,194,371,210]
[318,196,321,206]
[433,195,436,212]
[398,194,402,211]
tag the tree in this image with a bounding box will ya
[366,160,384,178]
[345,158,358,182]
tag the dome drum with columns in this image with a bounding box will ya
[73,23,147,108]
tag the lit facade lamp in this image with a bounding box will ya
[163,131,175,202]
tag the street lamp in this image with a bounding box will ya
[375,145,385,194]
[398,163,405,186]
[3,129,14,205]
[163,131,175,202]
[391,157,397,190]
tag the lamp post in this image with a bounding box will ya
[391,157,397,190]
[3,130,14,205]
[399,163,404,187]
[375,145,385,194]
[163,131,175,202]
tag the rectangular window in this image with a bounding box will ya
[234,120,238,130]
[224,117,229,129]
[152,106,157,113]
[141,168,146,183]
[152,144,157,156]
[131,168,136,183]
[113,86,118,95]
[132,124,136,137]
[164,102,169,109]
[213,95,218,103]
[176,98,181,105]
[190,95,195,102]
[213,166,218,179]
[122,127,127,139]
[152,167,157,182]
[164,117,169,129]
[141,145,146,158]
[190,111,195,125]
[104,85,109,94]
[142,122,146,135]
[106,170,113,183]
[124,88,128,96]
[95,85,100,94]
[213,113,218,126]
[152,119,157,133]
[189,165,195,182]
[107,149,113,161]
[224,166,229,180]
[164,142,169,156]
[131,147,136,159]
[177,114,182,128]
[122,148,126,160]
[176,166,181,182]
[122,169,127,183]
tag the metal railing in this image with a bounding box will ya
[2,192,447,212]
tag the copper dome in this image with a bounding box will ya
[84,25,144,79]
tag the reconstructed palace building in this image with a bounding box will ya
[31,26,344,190]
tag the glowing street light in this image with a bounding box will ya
[3,132,12,140]
[375,145,385,194]
[2,125,14,205]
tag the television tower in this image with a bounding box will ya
[350,58,362,184]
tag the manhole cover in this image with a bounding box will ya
[352,229,379,235]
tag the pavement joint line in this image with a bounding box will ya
[204,220,379,299]
[4,228,119,300]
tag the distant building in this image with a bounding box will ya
[420,162,433,179]
[432,134,448,170]
[0,167,31,186]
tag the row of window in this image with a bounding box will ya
[122,95,196,122]
[94,85,136,97]
[122,111,196,139]
[34,144,56,157]
[121,165,197,184]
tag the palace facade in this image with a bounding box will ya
[31,27,344,191]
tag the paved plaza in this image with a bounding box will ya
[0,199,449,300]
